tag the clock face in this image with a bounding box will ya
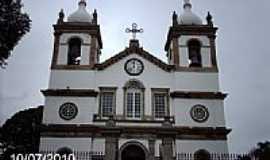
[190,104,209,123]
[125,58,144,76]
[59,102,78,121]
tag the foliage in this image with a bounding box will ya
[238,141,270,160]
[0,0,31,68]
[0,106,43,159]
[253,141,270,160]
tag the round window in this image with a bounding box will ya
[190,105,209,123]
[59,103,78,120]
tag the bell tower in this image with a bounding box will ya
[51,0,102,70]
[165,0,218,71]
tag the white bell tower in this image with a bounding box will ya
[51,0,102,69]
[165,0,218,71]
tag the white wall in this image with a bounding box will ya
[48,54,220,122]
[43,53,227,153]
[50,54,219,91]
[176,140,229,153]
[46,54,221,124]
[43,96,97,124]
[172,72,219,92]
[172,99,226,127]
[40,138,92,152]
[40,137,105,152]
[49,70,96,89]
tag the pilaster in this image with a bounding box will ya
[148,138,156,160]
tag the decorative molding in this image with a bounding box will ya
[53,23,102,48]
[95,47,173,72]
[172,38,180,66]
[60,42,91,46]
[93,114,175,124]
[41,89,98,97]
[170,91,227,100]
[174,66,218,72]
[90,36,97,68]
[51,34,60,68]
[51,65,95,70]
[40,124,231,140]
[165,25,218,51]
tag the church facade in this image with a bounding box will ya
[39,0,231,160]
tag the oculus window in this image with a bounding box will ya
[190,104,209,123]
[59,102,78,121]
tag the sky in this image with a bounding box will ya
[0,0,270,153]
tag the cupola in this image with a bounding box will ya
[178,0,203,25]
[67,0,93,23]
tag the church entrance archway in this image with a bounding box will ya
[120,141,148,160]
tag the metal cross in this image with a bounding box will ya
[125,23,144,40]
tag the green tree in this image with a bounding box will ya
[238,141,270,160]
[253,141,270,160]
[0,0,31,68]
[0,106,43,160]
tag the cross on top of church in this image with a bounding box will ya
[125,23,143,40]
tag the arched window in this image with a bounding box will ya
[68,38,82,65]
[194,149,211,160]
[188,39,202,67]
[124,80,145,119]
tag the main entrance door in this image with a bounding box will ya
[121,145,146,160]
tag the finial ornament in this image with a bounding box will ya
[79,0,87,6]
[206,11,213,26]
[93,9,97,24]
[183,0,192,9]
[125,23,143,40]
[173,11,178,26]
[57,9,65,24]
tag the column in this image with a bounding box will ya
[105,137,118,160]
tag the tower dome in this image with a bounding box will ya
[68,0,92,23]
[178,0,203,25]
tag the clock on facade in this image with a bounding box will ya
[124,58,144,76]
[59,102,78,120]
[190,104,209,123]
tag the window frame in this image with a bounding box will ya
[99,87,117,117]
[151,88,170,119]
[123,79,145,120]
[125,88,144,119]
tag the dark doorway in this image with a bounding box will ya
[121,145,146,160]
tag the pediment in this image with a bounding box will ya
[95,47,173,72]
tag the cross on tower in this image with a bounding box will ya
[125,23,144,40]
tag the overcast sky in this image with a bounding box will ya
[0,0,270,153]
